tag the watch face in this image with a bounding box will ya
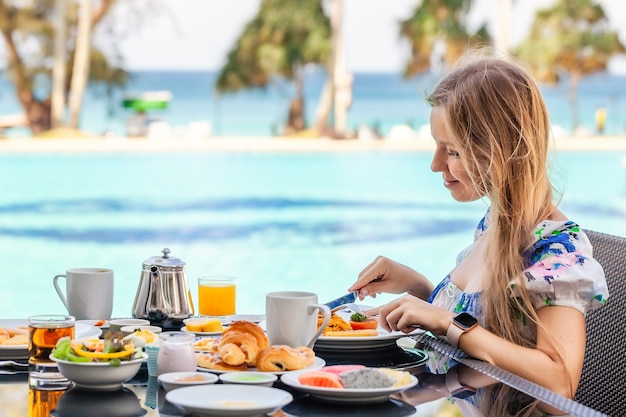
[452,388,476,400]
[454,312,478,328]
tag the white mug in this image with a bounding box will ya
[53,268,114,320]
[265,291,331,349]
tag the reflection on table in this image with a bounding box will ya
[1,335,604,417]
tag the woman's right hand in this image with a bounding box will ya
[347,256,433,301]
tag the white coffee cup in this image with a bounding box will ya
[53,268,114,320]
[265,291,331,349]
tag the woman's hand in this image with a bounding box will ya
[378,294,454,335]
[348,256,434,301]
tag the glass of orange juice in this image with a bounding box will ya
[197,276,236,316]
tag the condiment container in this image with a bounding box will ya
[156,332,196,376]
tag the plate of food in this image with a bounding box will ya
[313,309,425,350]
[194,320,325,375]
[182,318,229,336]
[0,319,102,359]
[280,365,418,404]
[196,340,325,375]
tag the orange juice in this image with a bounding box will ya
[198,279,236,316]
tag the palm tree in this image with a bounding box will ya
[399,0,490,78]
[515,0,625,133]
[215,0,331,135]
[67,0,93,130]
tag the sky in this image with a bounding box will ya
[117,0,626,74]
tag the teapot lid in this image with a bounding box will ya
[143,248,186,267]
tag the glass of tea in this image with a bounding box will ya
[28,315,75,365]
[28,314,75,387]
[197,276,236,316]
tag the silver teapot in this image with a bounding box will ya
[131,248,195,329]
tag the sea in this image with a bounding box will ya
[0,151,625,320]
[0,69,625,137]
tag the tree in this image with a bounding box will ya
[515,0,625,132]
[399,0,490,78]
[0,0,163,135]
[215,0,331,135]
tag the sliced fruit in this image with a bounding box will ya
[319,364,366,375]
[298,371,344,388]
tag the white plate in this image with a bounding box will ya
[315,307,425,350]
[166,384,292,417]
[258,308,425,350]
[76,319,110,330]
[197,354,326,376]
[0,319,102,359]
[225,314,265,324]
[181,326,224,337]
[280,369,418,404]
[315,327,425,350]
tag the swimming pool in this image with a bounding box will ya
[1,150,624,319]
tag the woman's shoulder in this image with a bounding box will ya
[519,219,608,314]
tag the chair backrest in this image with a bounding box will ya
[574,229,626,416]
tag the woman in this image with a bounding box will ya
[348,51,608,416]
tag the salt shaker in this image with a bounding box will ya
[156,331,196,376]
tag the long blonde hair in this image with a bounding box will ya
[428,50,559,417]
[428,51,554,344]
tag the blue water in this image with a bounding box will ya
[1,70,625,137]
[1,151,624,319]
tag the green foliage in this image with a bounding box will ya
[399,0,491,77]
[515,0,625,83]
[0,0,126,92]
[215,0,331,93]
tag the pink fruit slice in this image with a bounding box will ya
[298,371,344,388]
[320,364,366,375]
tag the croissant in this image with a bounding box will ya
[256,345,315,372]
[195,352,248,371]
[218,320,269,366]
[0,328,9,344]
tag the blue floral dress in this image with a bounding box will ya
[425,210,609,374]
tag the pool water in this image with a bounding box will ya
[1,150,624,319]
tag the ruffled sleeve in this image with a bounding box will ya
[511,221,609,315]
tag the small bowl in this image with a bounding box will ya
[51,353,148,391]
[120,325,162,336]
[219,371,277,387]
[110,319,150,333]
[158,371,218,392]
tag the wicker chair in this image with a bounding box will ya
[574,229,626,417]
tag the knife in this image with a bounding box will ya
[324,292,358,310]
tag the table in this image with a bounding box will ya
[0,336,607,417]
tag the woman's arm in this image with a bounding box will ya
[347,256,435,301]
[460,306,585,398]
[379,298,586,414]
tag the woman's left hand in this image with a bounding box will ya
[377,294,454,336]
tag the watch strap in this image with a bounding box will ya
[445,365,464,393]
[447,320,465,347]
[447,313,478,348]
[446,365,476,400]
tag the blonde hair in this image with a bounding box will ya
[428,49,558,416]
